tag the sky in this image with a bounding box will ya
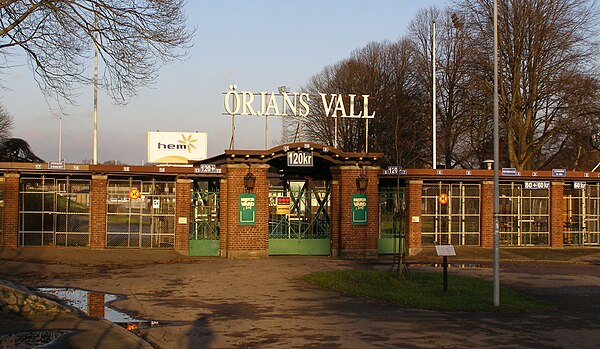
[2,0,449,165]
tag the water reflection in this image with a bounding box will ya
[34,287,167,331]
[35,287,137,322]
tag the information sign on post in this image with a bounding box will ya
[435,245,456,292]
[239,193,256,225]
[351,193,368,225]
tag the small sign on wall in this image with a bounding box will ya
[239,193,256,225]
[351,193,368,225]
[276,196,291,215]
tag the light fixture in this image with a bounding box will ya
[356,173,368,192]
[244,169,256,192]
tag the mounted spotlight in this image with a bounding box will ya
[356,173,368,192]
[244,171,256,192]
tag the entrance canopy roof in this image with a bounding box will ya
[194,142,382,171]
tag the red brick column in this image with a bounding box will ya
[90,174,107,249]
[329,173,341,257]
[480,181,494,248]
[2,173,19,247]
[331,165,379,258]
[406,180,423,256]
[550,181,564,247]
[219,177,228,257]
[175,178,192,255]
[222,164,269,259]
[88,292,105,318]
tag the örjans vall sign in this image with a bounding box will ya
[223,85,376,119]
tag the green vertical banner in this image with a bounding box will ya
[352,193,368,225]
[239,193,256,225]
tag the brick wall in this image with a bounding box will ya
[2,173,19,247]
[329,176,340,257]
[550,182,564,247]
[332,166,379,258]
[480,181,494,248]
[219,178,228,257]
[175,178,192,255]
[90,175,107,249]
[406,180,422,255]
[221,164,269,259]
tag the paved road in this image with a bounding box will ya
[1,249,599,348]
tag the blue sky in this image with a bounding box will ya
[2,0,448,164]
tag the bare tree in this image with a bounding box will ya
[409,7,486,169]
[457,0,600,170]
[0,102,13,143]
[0,0,193,103]
[285,40,430,167]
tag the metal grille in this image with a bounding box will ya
[379,189,406,239]
[19,177,90,247]
[564,183,600,245]
[0,177,3,241]
[421,182,480,246]
[269,181,330,240]
[190,190,219,240]
[498,183,549,246]
[106,179,176,248]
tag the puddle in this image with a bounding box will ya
[407,263,488,268]
[34,287,169,331]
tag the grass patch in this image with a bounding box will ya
[303,270,550,312]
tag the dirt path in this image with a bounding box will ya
[1,253,599,348]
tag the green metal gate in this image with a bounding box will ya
[378,189,406,254]
[189,187,220,256]
[268,181,331,255]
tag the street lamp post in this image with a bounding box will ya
[58,116,62,161]
[432,21,437,170]
[493,0,500,307]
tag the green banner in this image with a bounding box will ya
[239,193,256,225]
[352,193,368,225]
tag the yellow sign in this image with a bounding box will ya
[438,193,449,205]
[276,197,291,215]
[128,188,141,200]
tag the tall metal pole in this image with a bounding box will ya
[334,116,338,148]
[229,85,236,150]
[58,116,62,161]
[93,11,98,165]
[432,21,437,170]
[365,119,369,153]
[265,113,269,149]
[493,0,501,307]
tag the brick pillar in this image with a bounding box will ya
[222,164,269,259]
[90,174,107,250]
[88,292,105,318]
[550,181,564,247]
[331,165,379,258]
[2,173,19,247]
[329,174,341,257]
[480,181,494,248]
[219,177,228,257]
[406,180,423,256]
[175,178,192,255]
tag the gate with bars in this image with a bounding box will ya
[268,180,331,255]
[106,179,176,248]
[189,179,220,256]
[378,188,406,254]
[19,176,91,247]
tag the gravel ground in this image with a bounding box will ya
[0,248,599,348]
